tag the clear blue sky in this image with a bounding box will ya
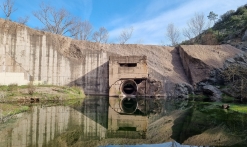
[0,0,246,45]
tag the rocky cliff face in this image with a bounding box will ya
[179,45,243,86]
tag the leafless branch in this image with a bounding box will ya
[182,13,207,43]
[17,16,29,25]
[118,26,134,44]
[33,2,78,36]
[166,23,180,46]
[73,20,93,40]
[92,27,109,43]
[0,0,17,20]
[183,28,192,40]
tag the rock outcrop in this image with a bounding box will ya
[174,83,193,98]
[202,85,222,102]
[178,45,243,87]
[221,54,247,99]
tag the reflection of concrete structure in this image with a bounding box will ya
[0,106,71,147]
[107,107,147,139]
[0,97,154,146]
[0,98,108,147]
[109,97,162,115]
[109,56,161,97]
[108,101,148,139]
[107,97,163,139]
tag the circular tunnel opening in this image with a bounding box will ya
[121,97,138,113]
[121,80,137,95]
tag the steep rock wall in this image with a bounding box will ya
[179,45,243,86]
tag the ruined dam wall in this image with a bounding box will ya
[0,20,109,95]
[0,19,243,96]
[0,19,189,96]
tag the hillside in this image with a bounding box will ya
[213,4,247,49]
[182,4,247,51]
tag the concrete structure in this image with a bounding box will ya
[109,56,148,97]
[0,20,109,95]
[109,56,161,97]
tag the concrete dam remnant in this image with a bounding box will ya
[0,19,244,97]
[109,55,161,97]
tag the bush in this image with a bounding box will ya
[220,10,235,22]
[236,6,247,15]
[27,82,36,95]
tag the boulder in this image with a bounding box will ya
[202,85,222,102]
[222,104,230,109]
[223,53,247,68]
[174,83,193,98]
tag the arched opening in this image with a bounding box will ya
[121,80,137,95]
[121,97,138,113]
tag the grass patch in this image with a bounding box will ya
[0,103,30,117]
[229,104,247,113]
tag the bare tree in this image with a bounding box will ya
[183,13,207,43]
[92,27,109,43]
[17,16,29,25]
[0,0,17,20]
[118,26,133,44]
[183,28,193,40]
[188,13,206,37]
[33,3,79,37]
[166,23,180,46]
[73,20,93,41]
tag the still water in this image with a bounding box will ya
[0,96,246,147]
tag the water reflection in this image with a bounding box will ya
[1,97,246,147]
[0,97,108,147]
[0,97,167,146]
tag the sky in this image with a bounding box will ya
[0,0,247,45]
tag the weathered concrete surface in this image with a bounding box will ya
[0,72,29,85]
[179,45,243,86]
[109,56,148,97]
[109,56,162,97]
[0,19,109,95]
